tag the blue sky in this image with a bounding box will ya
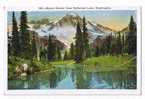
[8,10,136,30]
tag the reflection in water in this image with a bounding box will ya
[8,65,136,89]
[75,65,92,89]
[76,65,85,89]
[49,71,57,88]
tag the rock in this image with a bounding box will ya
[20,72,27,76]
[15,63,29,77]
[22,63,28,72]
[15,65,23,76]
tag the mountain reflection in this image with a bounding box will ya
[8,65,136,89]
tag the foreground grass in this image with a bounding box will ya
[83,55,136,72]
[8,56,53,79]
[50,60,74,65]
[50,55,136,72]
[50,60,75,69]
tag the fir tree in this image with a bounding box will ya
[11,12,20,56]
[47,35,53,61]
[8,35,12,57]
[70,43,74,59]
[104,35,112,55]
[121,33,125,54]
[56,46,61,60]
[47,35,57,61]
[63,50,68,60]
[31,32,37,59]
[116,32,122,55]
[110,36,117,55]
[82,16,90,58]
[40,48,47,61]
[19,11,31,59]
[95,46,100,56]
[125,16,137,55]
[74,22,83,63]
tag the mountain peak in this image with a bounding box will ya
[30,13,117,48]
[66,11,79,17]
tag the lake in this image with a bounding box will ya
[8,65,136,89]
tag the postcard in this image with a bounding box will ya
[5,6,141,95]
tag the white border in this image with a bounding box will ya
[3,6,142,95]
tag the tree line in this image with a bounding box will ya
[9,11,68,62]
[9,11,136,64]
[93,16,136,57]
[9,11,34,59]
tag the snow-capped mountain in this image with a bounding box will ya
[29,12,117,48]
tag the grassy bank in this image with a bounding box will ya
[83,55,136,72]
[8,56,53,79]
[8,55,136,79]
[50,55,136,72]
[50,60,75,69]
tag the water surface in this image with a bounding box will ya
[8,65,136,89]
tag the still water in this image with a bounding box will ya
[8,65,136,89]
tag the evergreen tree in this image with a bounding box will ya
[63,50,68,60]
[19,11,31,59]
[8,35,12,57]
[110,36,117,55]
[116,32,122,55]
[47,35,57,61]
[74,22,83,63]
[51,36,57,60]
[40,48,47,61]
[104,35,112,55]
[47,35,53,61]
[31,32,37,59]
[121,33,125,54]
[11,12,20,56]
[95,46,100,56]
[70,43,74,59]
[82,16,90,58]
[56,46,61,60]
[102,40,107,55]
[125,16,137,55]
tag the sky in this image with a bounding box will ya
[8,10,136,31]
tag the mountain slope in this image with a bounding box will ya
[29,12,117,47]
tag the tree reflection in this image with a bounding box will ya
[75,65,91,89]
[8,66,136,89]
[49,71,57,88]
[27,74,40,89]
[95,71,136,89]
